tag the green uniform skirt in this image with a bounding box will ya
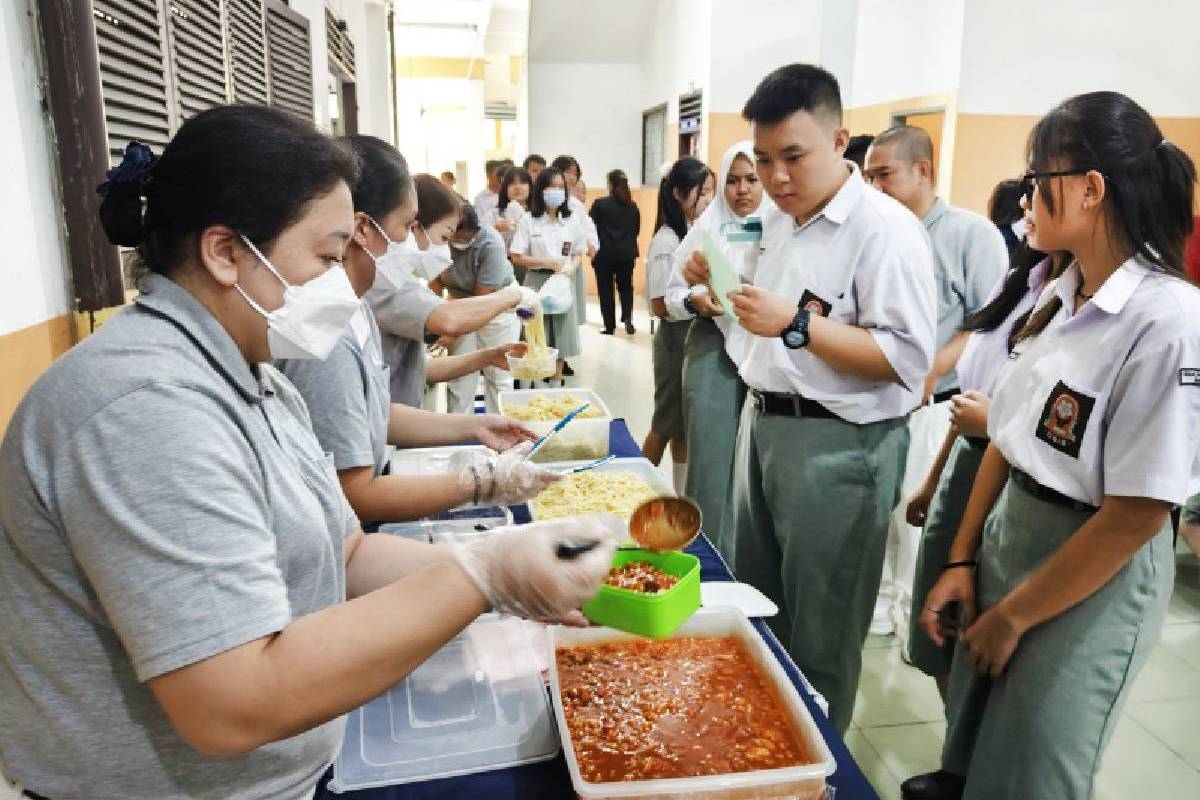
[651,318,689,439]
[942,477,1173,800]
[908,436,988,678]
[681,317,745,561]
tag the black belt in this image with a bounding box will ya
[749,389,838,419]
[963,435,989,449]
[932,387,961,404]
[24,792,52,800]
[1010,468,1098,513]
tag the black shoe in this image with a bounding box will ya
[562,362,575,377]
[624,321,636,334]
[900,770,965,800]
[600,328,615,335]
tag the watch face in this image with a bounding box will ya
[783,330,807,349]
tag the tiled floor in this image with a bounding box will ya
[4,300,1199,799]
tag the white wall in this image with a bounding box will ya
[639,0,711,121]
[0,0,70,336]
[849,0,964,108]
[527,61,643,188]
[708,0,823,113]
[329,0,395,143]
[289,0,333,130]
[394,75,488,191]
[957,0,1200,116]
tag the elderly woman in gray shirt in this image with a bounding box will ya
[0,106,613,800]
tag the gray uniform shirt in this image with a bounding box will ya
[921,198,1009,394]
[277,305,392,481]
[441,225,515,298]
[0,274,358,800]
[363,279,445,407]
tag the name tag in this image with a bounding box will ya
[1181,368,1200,386]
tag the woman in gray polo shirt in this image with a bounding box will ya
[0,106,614,800]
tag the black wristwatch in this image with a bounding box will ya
[682,293,698,315]
[781,305,812,349]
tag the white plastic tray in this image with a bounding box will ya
[528,457,673,523]
[548,606,836,799]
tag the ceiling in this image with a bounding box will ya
[393,0,529,58]
[527,0,656,63]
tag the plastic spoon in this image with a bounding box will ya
[526,402,590,459]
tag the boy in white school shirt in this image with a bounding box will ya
[684,63,936,733]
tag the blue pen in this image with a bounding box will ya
[527,402,590,458]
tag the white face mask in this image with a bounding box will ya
[542,188,566,208]
[1011,218,1028,241]
[236,235,361,360]
[413,227,453,279]
[362,216,418,292]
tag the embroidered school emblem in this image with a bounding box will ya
[1035,380,1095,458]
[799,289,832,317]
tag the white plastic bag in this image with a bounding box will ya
[539,273,575,315]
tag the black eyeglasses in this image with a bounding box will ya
[1019,169,1092,205]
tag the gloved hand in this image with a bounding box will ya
[450,513,620,620]
[453,441,561,505]
[516,286,542,316]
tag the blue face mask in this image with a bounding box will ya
[543,188,566,208]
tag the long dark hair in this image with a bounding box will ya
[607,169,632,205]
[345,135,412,220]
[99,105,358,276]
[961,244,1070,350]
[1014,91,1196,344]
[498,166,532,213]
[528,167,572,219]
[656,157,711,240]
[988,179,1024,227]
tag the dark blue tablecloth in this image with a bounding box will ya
[318,419,878,799]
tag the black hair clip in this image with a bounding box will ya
[97,141,157,198]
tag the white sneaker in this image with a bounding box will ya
[869,604,895,636]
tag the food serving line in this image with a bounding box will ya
[315,388,880,800]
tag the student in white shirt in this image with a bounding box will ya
[554,156,600,367]
[664,140,770,558]
[644,157,714,487]
[919,91,1200,800]
[510,166,586,383]
[683,64,936,733]
[863,125,1009,642]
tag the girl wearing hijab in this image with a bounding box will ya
[662,141,769,559]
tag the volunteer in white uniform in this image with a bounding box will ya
[511,166,586,384]
[920,91,1200,800]
[685,64,936,733]
[664,140,770,560]
[363,167,532,407]
[0,106,615,800]
[864,125,1009,641]
[434,202,524,414]
[644,158,714,487]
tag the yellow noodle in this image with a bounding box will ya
[505,393,606,422]
[531,471,659,520]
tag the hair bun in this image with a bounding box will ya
[97,141,157,246]
[98,181,148,246]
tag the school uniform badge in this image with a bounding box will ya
[561,241,571,257]
[1036,380,1095,458]
[799,289,832,317]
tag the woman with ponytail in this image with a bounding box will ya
[917,91,1200,800]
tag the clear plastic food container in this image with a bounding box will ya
[506,347,558,380]
[329,615,559,792]
[528,457,673,523]
[548,607,837,799]
[498,388,613,463]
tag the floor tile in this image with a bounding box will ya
[863,632,896,650]
[861,722,945,788]
[1166,559,1200,624]
[852,644,946,728]
[844,728,902,800]
[1094,714,1200,800]
[1159,621,1200,672]
[1125,644,1200,704]
[1125,696,1200,771]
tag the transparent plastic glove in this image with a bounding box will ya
[516,286,542,317]
[451,513,621,620]
[452,441,561,505]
